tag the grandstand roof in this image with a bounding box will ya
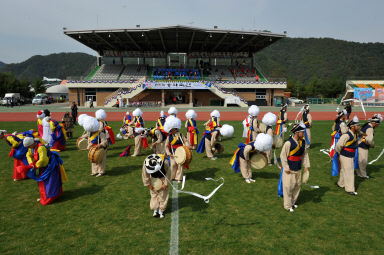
[64,25,286,55]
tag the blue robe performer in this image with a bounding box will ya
[24,137,67,205]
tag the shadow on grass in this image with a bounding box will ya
[185,167,220,180]
[298,186,330,205]
[218,153,234,158]
[172,194,210,212]
[256,171,280,179]
[56,184,104,203]
[309,143,322,149]
[108,165,142,176]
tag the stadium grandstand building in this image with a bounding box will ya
[63,25,287,107]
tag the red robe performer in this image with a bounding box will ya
[132,108,148,148]
[0,130,29,180]
[185,109,199,150]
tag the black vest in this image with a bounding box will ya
[340,131,358,158]
[359,123,373,150]
[302,112,310,128]
[287,137,306,171]
[239,142,256,160]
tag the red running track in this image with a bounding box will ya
[0,111,368,122]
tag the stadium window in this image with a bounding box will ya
[85,88,96,103]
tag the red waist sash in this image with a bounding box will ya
[288,156,301,161]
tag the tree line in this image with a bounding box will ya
[254,37,384,98]
[0,72,46,98]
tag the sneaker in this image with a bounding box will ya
[249,178,256,183]
[96,173,104,177]
[36,198,40,202]
[364,175,370,179]
[336,183,343,189]
[245,179,251,184]
[159,210,164,218]
[210,157,217,160]
[90,173,97,176]
[289,208,294,212]
[347,191,358,196]
[153,210,159,217]
[293,204,298,209]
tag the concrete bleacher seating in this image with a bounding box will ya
[119,65,147,81]
[91,64,124,81]
[210,66,234,81]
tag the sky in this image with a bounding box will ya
[0,0,383,64]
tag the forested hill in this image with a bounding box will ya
[0,38,383,87]
[0,53,96,80]
[0,61,5,68]
[254,37,384,83]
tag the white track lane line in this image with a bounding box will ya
[170,181,179,255]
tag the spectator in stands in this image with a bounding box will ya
[345,102,352,120]
[71,102,78,125]
[116,99,120,108]
[255,75,260,82]
[89,98,94,108]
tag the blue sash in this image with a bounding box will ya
[277,167,284,197]
[196,131,211,154]
[354,147,359,170]
[304,128,310,145]
[231,143,245,173]
[331,133,340,176]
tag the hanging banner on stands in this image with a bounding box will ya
[353,88,373,100]
[143,81,210,90]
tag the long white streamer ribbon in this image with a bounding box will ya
[294,108,304,123]
[273,150,281,169]
[320,149,331,158]
[357,96,367,120]
[368,148,384,165]
[161,171,224,203]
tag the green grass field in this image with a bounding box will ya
[1,121,384,254]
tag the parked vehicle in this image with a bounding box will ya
[1,93,21,106]
[288,97,304,104]
[32,94,49,105]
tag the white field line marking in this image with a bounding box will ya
[170,181,179,255]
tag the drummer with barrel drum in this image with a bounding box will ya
[199,110,221,160]
[84,116,109,177]
[230,133,273,183]
[245,105,262,143]
[164,116,191,183]
[148,127,168,155]
[261,112,278,165]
